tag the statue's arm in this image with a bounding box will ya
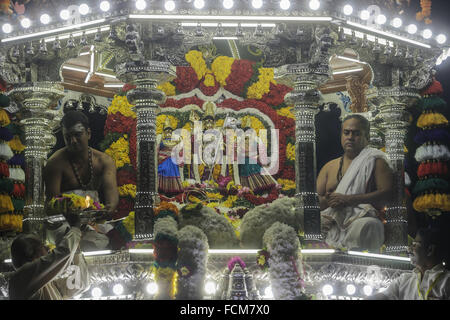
[101,154,119,213]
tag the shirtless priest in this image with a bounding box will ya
[315,114,394,251]
[43,110,119,250]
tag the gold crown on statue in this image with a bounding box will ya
[241,116,251,129]
[189,110,200,122]
[203,101,215,120]
[163,117,175,131]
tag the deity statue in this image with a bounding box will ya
[238,117,277,194]
[218,114,241,187]
[184,109,202,183]
[157,118,184,196]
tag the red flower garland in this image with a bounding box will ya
[115,197,134,219]
[174,66,199,93]
[261,83,292,107]
[104,112,136,136]
[117,169,137,186]
[224,60,255,96]
[243,187,280,206]
[161,96,205,109]
[198,77,220,96]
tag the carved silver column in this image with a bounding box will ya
[116,61,176,241]
[367,87,419,254]
[275,64,330,242]
[7,82,64,234]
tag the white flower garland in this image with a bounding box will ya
[176,225,209,300]
[414,144,450,162]
[263,222,304,300]
[0,143,13,160]
[8,167,25,182]
[171,87,244,103]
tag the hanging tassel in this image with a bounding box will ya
[417,112,448,128]
[0,178,14,194]
[417,161,449,178]
[0,127,13,141]
[7,135,26,153]
[413,178,449,195]
[413,193,450,213]
[0,142,14,160]
[0,109,11,126]
[4,123,21,136]
[0,161,9,178]
[415,144,450,162]
[414,128,450,145]
[0,194,15,213]
[7,153,25,168]
[11,182,25,198]
[9,167,25,182]
[11,198,25,212]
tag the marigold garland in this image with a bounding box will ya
[118,183,137,198]
[211,56,235,87]
[185,50,209,81]
[412,193,450,214]
[107,95,136,119]
[416,112,448,128]
[105,136,131,169]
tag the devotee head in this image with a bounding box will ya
[61,110,91,153]
[410,227,449,270]
[341,114,370,155]
[10,233,48,270]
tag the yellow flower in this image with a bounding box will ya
[277,178,296,191]
[185,50,209,80]
[206,202,220,209]
[223,195,237,208]
[215,119,224,128]
[119,184,137,198]
[206,192,223,200]
[247,67,276,99]
[203,73,216,87]
[108,95,136,118]
[8,135,25,152]
[277,106,295,119]
[258,255,266,266]
[123,211,135,236]
[286,143,295,161]
[158,82,176,97]
[211,56,235,86]
[188,195,202,203]
[105,136,131,168]
[0,110,11,126]
[224,213,242,238]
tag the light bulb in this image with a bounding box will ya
[360,10,370,20]
[60,9,70,20]
[136,0,147,10]
[223,0,234,9]
[252,0,263,9]
[79,3,90,15]
[376,14,386,25]
[392,17,402,28]
[146,282,158,295]
[280,0,290,10]
[363,285,373,296]
[194,0,205,9]
[40,14,51,25]
[422,29,433,39]
[322,284,333,296]
[20,18,31,29]
[165,0,176,11]
[437,34,447,44]
[343,4,353,16]
[346,284,356,295]
[113,283,124,295]
[309,0,320,11]
[91,287,103,298]
[100,1,111,12]
[204,281,217,295]
[2,23,12,33]
[407,24,417,34]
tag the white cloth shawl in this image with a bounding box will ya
[321,147,388,247]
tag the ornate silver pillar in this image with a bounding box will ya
[276,64,330,242]
[116,61,176,241]
[367,87,419,254]
[7,82,64,234]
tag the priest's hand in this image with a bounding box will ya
[328,192,351,209]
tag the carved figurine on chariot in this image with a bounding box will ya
[157,117,184,197]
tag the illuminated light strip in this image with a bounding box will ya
[129,249,153,254]
[348,250,411,262]
[62,66,89,73]
[104,83,124,88]
[300,249,336,254]
[332,68,364,75]
[346,21,431,49]
[95,72,116,78]
[208,249,259,254]
[213,36,239,40]
[82,250,113,256]
[181,22,275,28]
[1,19,107,43]
[4,259,12,263]
[130,14,333,22]
[336,56,366,64]
[44,27,110,43]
